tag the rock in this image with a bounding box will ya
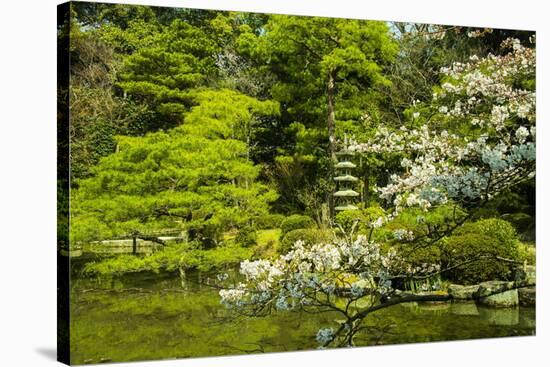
[479,289,519,307]
[451,301,479,316]
[476,281,518,307]
[395,290,449,309]
[518,286,536,306]
[448,284,480,300]
[478,306,519,326]
[476,281,514,297]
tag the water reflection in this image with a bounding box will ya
[70,272,535,364]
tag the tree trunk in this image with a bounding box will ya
[327,70,337,217]
[327,70,337,161]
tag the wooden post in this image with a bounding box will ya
[132,236,137,255]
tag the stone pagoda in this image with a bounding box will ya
[333,141,359,211]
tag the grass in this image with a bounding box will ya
[253,228,281,259]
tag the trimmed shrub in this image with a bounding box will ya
[362,205,387,223]
[394,243,441,269]
[441,234,510,284]
[456,218,520,258]
[335,210,364,233]
[441,219,521,284]
[280,214,315,238]
[254,214,285,230]
[280,228,332,254]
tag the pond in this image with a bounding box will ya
[70,271,535,364]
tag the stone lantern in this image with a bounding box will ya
[333,144,359,211]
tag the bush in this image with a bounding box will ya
[235,226,258,247]
[441,219,521,284]
[357,204,467,243]
[334,206,388,238]
[83,243,189,275]
[280,214,315,238]
[280,228,332,254]
[254,214,285,230]
[456,218,520,257]
[394,243,441,269]
[335,210,365,233]
[362,205,387,223]
[182,243,253,272]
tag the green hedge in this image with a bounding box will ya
[335,210,365,233]
[280,214,316,238]
[393,243,441,269]
[440,219,520,284]
[254,214,286,230]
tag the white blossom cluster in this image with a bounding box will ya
[349,38,535,212]
[392,228,415,241]
[218,236,407,319]
[316,328,335,347]
[219,235,441,346]
[405,262,441,275]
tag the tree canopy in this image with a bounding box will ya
[71,89,279,246]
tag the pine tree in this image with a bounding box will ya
[71,89,279,247]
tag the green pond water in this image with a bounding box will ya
[70,271,536,364]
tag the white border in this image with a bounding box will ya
[0,1,546,366]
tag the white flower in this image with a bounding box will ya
[515,126,530,143]
[516,104,531,119]
[393,229,415,241]
[370,217,385,228]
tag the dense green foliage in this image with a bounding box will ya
[253,214,285,230]
[238,15,398,213]
[441,219,521,284]
[334,209,366,233]
[71,89,279,247]
[66,3,535,280]
[280,214,316,239]
[235,226,258,247]
[63,4,537,359]
[83,242,252,275]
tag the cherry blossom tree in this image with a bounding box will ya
[218,38,536,348]
[349,37,535,214]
